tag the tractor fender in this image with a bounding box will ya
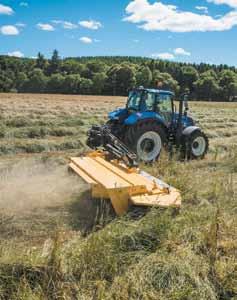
[180,126,201,144]
[128,118,169,139]
[182,126,201,137]
[129,117,168,132]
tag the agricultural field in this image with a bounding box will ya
[0,93,237,300]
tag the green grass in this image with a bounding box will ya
[0,151,236,300]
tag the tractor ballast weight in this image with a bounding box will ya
[87,88,209,163]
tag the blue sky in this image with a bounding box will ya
[0,0,237,66]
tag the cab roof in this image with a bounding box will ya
[135,87,174,96]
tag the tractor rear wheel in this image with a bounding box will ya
[125,122,167,163]
[184,130,209,160]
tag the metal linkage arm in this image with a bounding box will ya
[87,125,138,167]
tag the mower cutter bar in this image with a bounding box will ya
[69,151,181,216]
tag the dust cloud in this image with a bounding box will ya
[0,159,86,214]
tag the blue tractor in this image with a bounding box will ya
[87,87,208,164]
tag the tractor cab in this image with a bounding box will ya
[124,88,195,129]
[109,87,192,129]
[126,88,175,125]
[109,88,176,127]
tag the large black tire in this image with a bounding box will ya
[124,121,167,163]
[183,130,209,160]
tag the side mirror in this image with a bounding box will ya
[183,93,189,113]
[173,104,177,113]
[179,92,189,116]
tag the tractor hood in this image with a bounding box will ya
[124,111,166,126]
[108,108,128,121]
[173,113,195,127]
[183,115,195,127]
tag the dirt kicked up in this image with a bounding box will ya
[0,159,83,214]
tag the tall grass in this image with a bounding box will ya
[0,96,236,299]
[0,148,236,299]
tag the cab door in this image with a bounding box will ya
[140,91,156,112]
[156,94,174,126]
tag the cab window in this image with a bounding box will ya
[156,94,173,123]
[127,91,141,111]
[142,92,156,111]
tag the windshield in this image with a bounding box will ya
[127,90,142,111]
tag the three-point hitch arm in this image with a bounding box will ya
[87,125,138,168]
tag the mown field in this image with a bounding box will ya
[0,93,237,300]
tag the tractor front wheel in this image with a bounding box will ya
[184,130,209,160]
[125,122,167,163]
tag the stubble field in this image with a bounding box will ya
[0,93,237,300]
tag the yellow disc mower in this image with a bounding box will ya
[69,147,181,216]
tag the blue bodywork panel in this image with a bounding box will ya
[108,108,127,120]
[124,111,166,126]
[108,109,194,128]
[173,113,195,127]
[123,112,194,127]
[108,107,168,127]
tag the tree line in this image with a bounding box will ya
[0,50,237,101]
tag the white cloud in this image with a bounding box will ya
[79,20,102,30]
[174,47,191,56]
[207,0,237,8]
[195,6,208,14]
[0,4,14,15]
[0,25,19,35]
[151,52,174,60]
[51,20,61,24]
[124,0,237,32]
[8,51,24,58]
[52,20,78,29]
[16,22,26,27]
[80,36,93,44]
[20,2,28,7]
[61,21,78,29]
[151,47,191,60]
[37,23,55,31]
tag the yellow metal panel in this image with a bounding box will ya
[108,188,130,216]
[92,184,109,199]
[130,189,181,208]
[71,157,130,189]
[95,157,154,191]
[69,162,96,184]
